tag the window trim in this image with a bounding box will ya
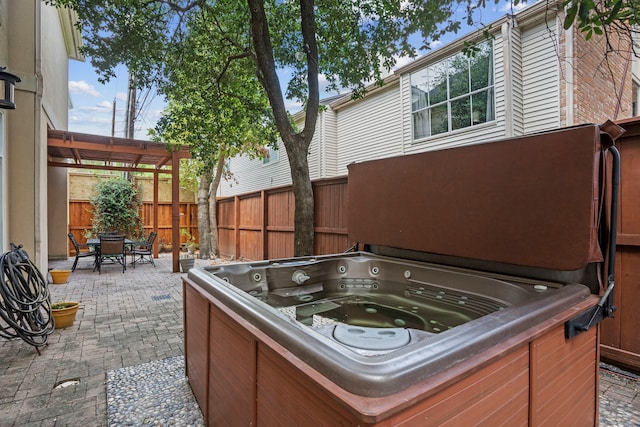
[410,40,496,143]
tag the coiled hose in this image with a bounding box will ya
[0,243,54,352]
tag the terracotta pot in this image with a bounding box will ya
[51,301,80,329]
[50,269,72,284]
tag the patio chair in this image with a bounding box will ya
[67,233,97,271]
[95,234,126,274]
[130,231,157,268]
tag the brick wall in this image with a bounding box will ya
[573,27,633,123]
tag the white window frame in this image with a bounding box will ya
[410,40,495,142]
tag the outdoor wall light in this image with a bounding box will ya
[0,67,21,109]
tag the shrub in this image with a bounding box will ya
[90,178,144,240]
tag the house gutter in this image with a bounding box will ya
[329,74,400,111]
[58,7,84,61]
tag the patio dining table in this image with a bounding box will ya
[86,238,135,249]
[86,238,136,266]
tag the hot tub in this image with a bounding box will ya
[187,251,593,396]
[183,123,622,425]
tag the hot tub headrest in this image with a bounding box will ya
[347,123,622,273]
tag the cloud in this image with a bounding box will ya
[394,55,415,70]
[77,100,114,113]
[498,0,531,13]
[68,80,100,97]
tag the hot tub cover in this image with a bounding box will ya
[347,123,621,273]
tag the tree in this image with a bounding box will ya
[560,0,638,45]
[149,8,276,258]
[51,0,481,256]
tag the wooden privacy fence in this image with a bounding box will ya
[599,119,640,372]
[68,201,199,254]
[217,176,350,261]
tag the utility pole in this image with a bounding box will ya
[125,73,136,139]
[124,74,136,181]
[111,98,116,137]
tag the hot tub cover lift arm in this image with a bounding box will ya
[565,144,620,339]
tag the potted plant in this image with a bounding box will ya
[185,238,198,256]
[179,252,195,273]
[51,300,80,329]
[179,230,198,272]
[49,269,72,284]
[158,238,172,253]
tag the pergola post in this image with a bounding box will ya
[171,149,180,273]
[153,170,159,258]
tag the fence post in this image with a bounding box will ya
[261,190,267,260]
[234,195,240,260]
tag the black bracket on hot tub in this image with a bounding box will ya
[565,145,620,339]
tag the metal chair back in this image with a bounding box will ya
[96,234,126,274]
[99,235,125,256]
[67,233,81,252]
[68,232,97,271]
[131,232,158,268]
[146,232,158,249]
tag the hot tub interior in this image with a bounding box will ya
[194,249,596,366]
[205,253,563,337]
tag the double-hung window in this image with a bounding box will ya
[411,41,494,140]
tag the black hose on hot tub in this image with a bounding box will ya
[566,145,620,338]
[582,145,620,330]
[0,243,54,352]
[601,145,620,316]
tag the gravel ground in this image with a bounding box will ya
[600,363,640,426]
[107,356,204,426]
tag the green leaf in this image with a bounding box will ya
[564,4,579,29]
[605,0,623,24]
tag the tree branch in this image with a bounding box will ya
[246,0,295,140]
[299,0,319,146]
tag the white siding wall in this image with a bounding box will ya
[521,20,561,133]
[217,109,333,196]
[307,117,322,180]
[321,107,338,177]
[335,84,403,174]
[41,5,70,130]
[217,138,291,197]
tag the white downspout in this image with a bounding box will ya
[502,21,514,137]
[400,75,406,155]
[565,21,574,126]
[33,3,45,267]
[0,112,6,251]
[321,110,326,178]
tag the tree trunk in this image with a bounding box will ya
[197,171,212,259]
[208,156,226,258]
[248,0,319,256]
[284,135,314,256]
